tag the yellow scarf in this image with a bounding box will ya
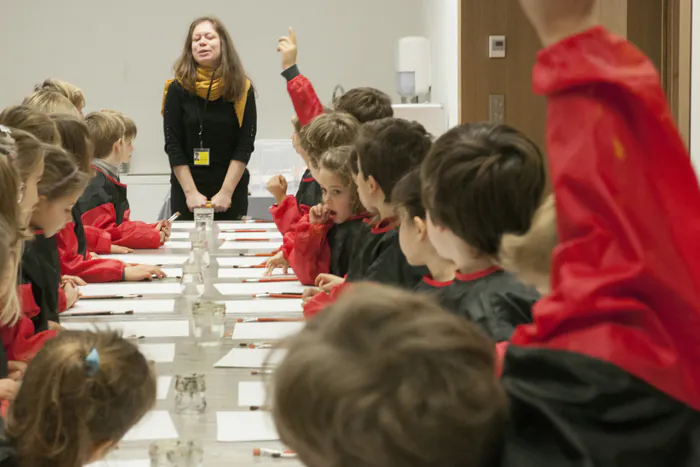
[161,68,251,127]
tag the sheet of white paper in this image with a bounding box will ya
[214,348,286,368]
[217,268,294,279]
[168,231,190,239]
[100,254,189,266]
[67,299,176,315]
[62,320,190,338]
[140,343,176,363]
[216,411,279,442]
[157,376,172,400]
[238,381,267,407]
[216,257,268,267]
[163,241,191,249]
[219,231,283,241]
[218,222,277,231]
[88,460,149,467]
[224,299,303,315]
[161,268,182,278]
[171,221,195,230]
[122,411,178,442]
[233,322,305,340]
[219,241,282,252]
[214,282,304,296]
[80,282,182,297]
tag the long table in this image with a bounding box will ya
[68,221,305,467]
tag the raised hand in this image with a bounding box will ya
[266,175,288,205]
[518,0,597,46]
[277,27,298,70]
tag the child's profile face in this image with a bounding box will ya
[191,21,221,68]
[123,138,134,162]
[31,190,81,237]
[398,211,427,267]
[19,158,44,229]
[354,161,376,213]
[318,169,353,224]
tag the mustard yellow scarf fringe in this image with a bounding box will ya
[161,68,250,127]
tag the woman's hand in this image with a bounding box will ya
[264,251,289,276]
[211,191,232,213]
[63,282,81,309]
[277,27,298,70]
[110,245,134,254]
[309,204,331,225]
[125,264,167,281]
[0,379,20,400]
[315,274,344,293]
[266,175,288,205]
[185,191,208,212]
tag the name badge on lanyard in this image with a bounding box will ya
[194,71,216,168]
[194,148,210,166]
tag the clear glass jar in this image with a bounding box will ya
[193,206,214,232]
[180,253,204,300]
[174,374,207,414]
[149,439,203,466]
[191,301,226,347]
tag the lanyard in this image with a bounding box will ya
[195,71,216,148]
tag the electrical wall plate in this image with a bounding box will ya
[489,35,506,58]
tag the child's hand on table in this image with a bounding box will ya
[125,264,167,281]
[302,287,321,305]
[110,245,134,254]
[63,281,81,309]
[315,274,344,293]
[61,275,87,287]
[264,251,290,276]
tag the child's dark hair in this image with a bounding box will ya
[300,112,360,169]
[272,283,506,467]
[391,168,425,221]
[51,113,94,174]
[38,146,90,200]
[421,123,546,257]
[352,118,432,202]
[0,105,61,145]
[319,146,364,215]
[334,88,394,123]
[6,331,157,467]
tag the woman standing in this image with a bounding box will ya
[163,17,256,220]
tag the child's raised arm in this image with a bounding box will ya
[513,0,700,410]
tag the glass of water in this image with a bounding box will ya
[149,439,203,467]
[191,301,226,347]
[174,373,207,414]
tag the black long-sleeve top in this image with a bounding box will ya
[163,81,256,187]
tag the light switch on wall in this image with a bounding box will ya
[489,94,505,123]
[489,35,506,58]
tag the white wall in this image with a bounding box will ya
[422,0,459,128]
[0,0,424,174]
[691,0,700,171]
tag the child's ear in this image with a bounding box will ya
[112,138,122,153]
[367,175,379,194]
[413,216,428,240]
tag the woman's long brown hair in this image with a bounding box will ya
[174,16,248,102]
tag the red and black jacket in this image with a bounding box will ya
[498,27,700,466]
[20,230,62,331]
[270,169,323,236]
[55,207,125,283]
[0,315,56,363]
[303,219,427,317]
[270,65,325,235]
[287,213,370,286]
[77,166,161,253]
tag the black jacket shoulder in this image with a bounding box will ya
[21,233,61,329]
[451,270,538,341]
[327,217,369,278]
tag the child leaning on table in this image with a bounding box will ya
[0,331,157,467]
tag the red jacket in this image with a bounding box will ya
[0,315,56,362]
[510,27,700,410]
[303,281,349,319]
[77,166,162,252]
[270,196,308,236]
[18,284,66,319]
[55,223,125,283]
[283,65,325,127]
